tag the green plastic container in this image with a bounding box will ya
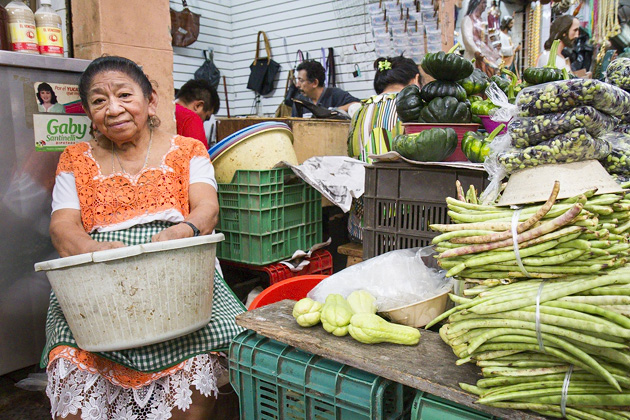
[411,390,498,420]
[216,168,322,265]
[229,331,405,420]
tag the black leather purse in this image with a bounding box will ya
[247,31,281,96]
[194,50,221,89]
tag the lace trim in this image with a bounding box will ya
[47,353,224,419]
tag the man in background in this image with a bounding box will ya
[291,60,359,118]
[175,79,220,149]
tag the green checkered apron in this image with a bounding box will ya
[40,221,246,372]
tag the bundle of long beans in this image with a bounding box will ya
[428,182,630,419]
[431,182,630,284]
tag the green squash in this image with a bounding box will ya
[391,128,458,162]
[421,44,474,82]
[395,84,424,123]
[418,96,472,123]
[461,123,504,163]
[522,40,568,85]
[458,68,489,95]
[420,81,467,102]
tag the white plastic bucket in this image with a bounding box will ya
[35,233,224,352]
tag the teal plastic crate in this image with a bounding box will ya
[229,331,405,420]
[217,168,322,265]
[411,390,498,420]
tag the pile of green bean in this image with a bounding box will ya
[498,128,612,173]
[601,132,630,175]
[428,267,630,419]
[431,183,630,282]
[428,183,630,419]
[606,58,630,92]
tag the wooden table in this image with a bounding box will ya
[236,300,547,420]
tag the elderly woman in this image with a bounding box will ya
[37,82,65,113]
[44,56,244,419]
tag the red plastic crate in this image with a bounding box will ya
[220,249,333,286]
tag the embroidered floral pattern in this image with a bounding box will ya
[47,354,224,419]
[56,136,210,233]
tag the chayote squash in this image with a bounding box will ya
[457,68,489,95]
[348,313,421,345]
[395,84,424,122]
[420,81,467,103]
[347,290,377,314]
[421,44,474,82]
[292,298,322,327]
[418,96,472,123]
[391,128,457,162]
[320,294,354,337]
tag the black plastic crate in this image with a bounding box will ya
[363,161,489,259]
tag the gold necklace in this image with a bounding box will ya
[112,130,153,175]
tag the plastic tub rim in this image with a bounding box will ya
[34,232,225,271]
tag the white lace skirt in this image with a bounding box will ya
[46,353,226,419]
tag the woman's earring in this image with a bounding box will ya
[148,115,161,129]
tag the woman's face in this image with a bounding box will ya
[40,90,52,104]
[85,71,157,145]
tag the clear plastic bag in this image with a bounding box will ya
[306,247,453,311]
[516,79,630,118]
[509,106,618,148]
[497,128,612,173]
[600,131,630,175]
[605,58,630,91]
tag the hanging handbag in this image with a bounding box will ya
[194,50,221,89]
[275,71,294,117]
[247,31,281,96]
[170,0,200,47]
[326,47,336,87]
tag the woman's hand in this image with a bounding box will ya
[51,209,127,257]
[151,223,194,242]
[88,241,127,252]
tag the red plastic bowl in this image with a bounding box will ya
[248,274,329,310]
[479,115,509,134]
[402,123,480,162]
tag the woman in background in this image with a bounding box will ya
[37,82,65,113]
[347,55,420,242]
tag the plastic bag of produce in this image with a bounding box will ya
[480,128,612,203]
[516,79,630,118]
[600,131,630,174]
[485,82,517,123]
[498,128,612,173]
[605,57,630,91]
[509,106,618,148]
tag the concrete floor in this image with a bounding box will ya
[0,365,51,419]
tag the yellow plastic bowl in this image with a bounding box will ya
[212,125,298,184]
[379,289,451,328]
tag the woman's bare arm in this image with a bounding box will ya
[50,209,125,257]
[151,183,219,242]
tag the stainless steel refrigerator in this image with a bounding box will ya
[0,51,90,374]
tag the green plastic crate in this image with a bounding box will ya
[217,168,322,265]
[229,331,405,420]
[411,390,498,420]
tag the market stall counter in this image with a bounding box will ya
[233,300,546,420]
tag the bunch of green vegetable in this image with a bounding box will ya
[497,128,612,173]
[431,182,630,282]
[509,106,618,148]
[522,40,569,85]
[516,79,630,118]
[291,291,421,346]
[470,99,499,116]
[391,127,457,162]
[427,183,630,418]
[605,57,630,91]
[461,124,505,163]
